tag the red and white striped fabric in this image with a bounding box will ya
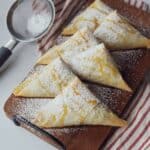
[104,83,150,150]
[124,0,150,12]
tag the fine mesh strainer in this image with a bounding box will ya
[0,0,55,70]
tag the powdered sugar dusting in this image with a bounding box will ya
[34,77,110,128]
[87,82,132,114]
[59,28,98,63]
[94,11,148,50]
[112,49,145,86]
[38,58,76,96]
[10,97,50,121]
[112,49,144,70]
[46,126,87,137]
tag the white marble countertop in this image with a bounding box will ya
[0,1,56,150]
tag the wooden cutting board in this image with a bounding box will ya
[4,0,150,150]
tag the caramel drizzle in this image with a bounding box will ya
[59,105,68,125]
[37,78,52,96]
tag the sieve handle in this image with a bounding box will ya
[0,39,18,69]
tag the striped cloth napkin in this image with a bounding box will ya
[104,81,150,150]
[37,1,150,149]
[124,0,150,12]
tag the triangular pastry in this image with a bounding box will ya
[37,46,59,65]
[94,11,150,49]
[58,43,131,91]
[34,77,127,128]
[13,58,76,98]
[36,28,98,65]
[62,0,112,35]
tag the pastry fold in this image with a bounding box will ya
[37,46,59,65]
[94,11,150,49]
[34,77,127,128]
[62,0,112,35]
[36,28,98,65]
[13,58,76,98]
[58,43,131,91]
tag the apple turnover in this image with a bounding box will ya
[36,28,98,65]
[34,77,127,128]
[94,11,150,49]
[58,43,131,91]
[13,58,76,98]
[62,0,112,35]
